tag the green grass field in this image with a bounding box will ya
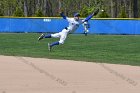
[0,33,140,66]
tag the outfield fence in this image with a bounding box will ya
[0,17,140,34]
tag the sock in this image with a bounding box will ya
[50,42,59,47]
[44,34,51,38]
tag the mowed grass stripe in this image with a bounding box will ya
[0,33,140,66]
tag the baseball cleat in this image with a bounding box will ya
[38,33,45,41]
[48,43,52,51]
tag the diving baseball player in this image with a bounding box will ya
[38,9,99,51]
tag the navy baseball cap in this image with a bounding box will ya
[74,13,80,17]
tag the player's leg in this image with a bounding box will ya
[48,30,67,51]
[38,32,61,41]
[47,32,61,51]
[49,33,67,46]
[38,33,52,41]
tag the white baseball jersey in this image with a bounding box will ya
[51,17,84,44]
[65,17,84,33]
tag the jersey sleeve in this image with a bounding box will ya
[83,14,94,22]
[60,12,69,19]
[66,18,73,22]
[83,9,99,22]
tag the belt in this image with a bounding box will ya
[65,27,68,30]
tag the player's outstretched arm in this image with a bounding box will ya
[83,9,99,22]
[60,12,67,19]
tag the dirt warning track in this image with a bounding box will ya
[0,55,140,93]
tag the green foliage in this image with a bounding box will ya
[97,10,109,18]
[118,7,127,18]
[0,10,4,16]
[80,6,95,17]
[0,0,139,18]
[35,9,44,17]
[13,7,24,17]
[80,6,89,17]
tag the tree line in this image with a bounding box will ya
[0,0,139,18]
